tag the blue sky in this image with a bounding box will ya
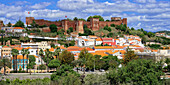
[0,0,169,32]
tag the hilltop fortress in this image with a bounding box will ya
[26,17,127,33]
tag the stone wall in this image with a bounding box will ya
[26,17,127,33]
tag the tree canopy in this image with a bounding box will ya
[49,24,58,33]
[13,20,25,28]
[107,59,164,85]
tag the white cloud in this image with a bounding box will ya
[30,2,51,9]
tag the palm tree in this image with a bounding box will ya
[25,49,30,73]
[21,48,26,71]
[45,49,50,72]
[39,49,44,65]
[21,48,29,71]
[11,49,19,72]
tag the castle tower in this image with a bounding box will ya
[26,17,34,25]
[62,20,69,32]
[0,20,3,29]
[90,18,99,31]
[76,20,84,34]
[122,18,127,25]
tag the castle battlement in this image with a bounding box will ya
[26,17,127,33]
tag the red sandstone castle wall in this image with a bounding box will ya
[26,17,127,33]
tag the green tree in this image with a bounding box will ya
[48,59,61,69]
[30,20,39,28]
[84,74,110,85]
[59,50,74,65]
[107,59,164,85]
[107,33,114,37]
[93,15,104,21]
[21,48,29,71]
[104,25,111,32]
[49,24,58,33]
[102,55,120,70]
[106,20,110,22]
[110,24,115,27]
[7,22,12,27]
[73,17,78,21]
[131,27,135,30]
[87,16,93,21]
[123,47,138,64]
[11,49,19,72]
[28,55,36,69]
[51,64,79,81]
[39,49,44,65]
[38,64,46,70]
[13,20,25,28]
[53,47,61,60]
[0,58,11,75]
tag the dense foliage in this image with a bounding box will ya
[13,20,25,28]
[28,55,36,69]
[49,24,58,33]
[107,59,164,85]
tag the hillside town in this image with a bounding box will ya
[0,15,170,84]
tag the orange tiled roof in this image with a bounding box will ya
[49,48,54,52]
[67,46,80,49]
[3,46,9,48]
[91,52,108,57]
[89,35,97,38]
[13,27,24,29]
[119,50,126,54]
[136,39,141,41]
[128,39,133,41]
[95,50,114,54]
[59,46,66,49]
[82,47,94,51]
[14,47,23,50]
[96,38,102,41]
[152,50,158,52]
[24,47,32,49]
[84,39,89,41]
[95,46,113,49]
[113,50,119,54]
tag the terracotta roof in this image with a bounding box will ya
[56,46,66,49]
[102,38,113,40]
[67,46,81,50]
[91,52,108,57]
[95,50,114,54]
[24,47,32,49]
[89,35,97,38]
[84,39,89,41]
[136,39,141,41]
[152,50,158,52]
[49,48,54,52]
[14,47,23,50]
[113,50,119,54]
[13,27,24,29]
[96,38,102,41]
[3,46,9,48]
[95,46,113,49]
[82,47,94,51]
[119,50,126,54]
